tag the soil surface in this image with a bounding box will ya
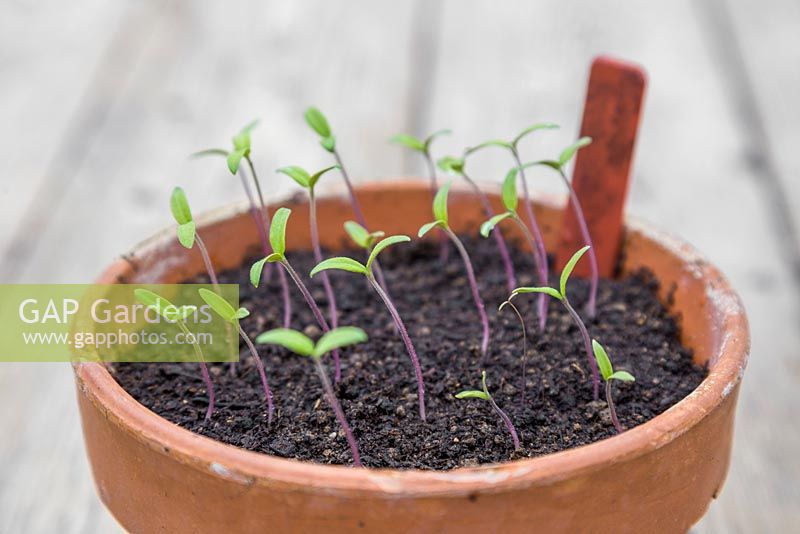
[113,236,705,469]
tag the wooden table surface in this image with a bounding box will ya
[1,1,798,532]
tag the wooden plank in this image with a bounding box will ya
[0,1,420,532]
[427,1,799,532]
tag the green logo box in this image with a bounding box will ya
[0,284,241,363]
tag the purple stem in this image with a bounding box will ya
[562,297,601,400]
[239,324,274,425]
[195,236,238,376]
[511,216,550,331]
[501,300,528,405]
[424,153,449,263]
[512,150,551,330]
[444,227,489,356]
[461,172,517,291]
[488,394,520,450]
[332,149,391,295]
[240,163,293,328]
[280,260,341,377]
[238,165,273,282]
[606,380,623,433]
[557,168,599,318]
[313,358,362,466]
[178,321,215,421]
[309,191,341,382]
[367,276,427,421]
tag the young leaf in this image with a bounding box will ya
[276,166,310,188]
[310,257,367,278]
[390,134,425,152]
[134,289,178,321]
[433,180,451,223]
[270,207,291,256]
[558,137,592,166]
[255,328,315,357]
[198,288,238,323]
[176,222,196,249]
[510,286,563,300]
[313,326,368,358]
[304,107,331,138]
[418,221,442,238]
[170,187,193,225]
[559,245,591,297]
[502,168,518,212]
[366,235,410,271]
[250,258,268,288]
[455,390,490,401]
[344,221,370,249]
[424,129,452,149]
[227,148,246,174]
[512,122,560,147]
[308,164,338,189]
[192,148,229,158]
[320,135,336,153]
[610,370,635,382]
[480,212,512,238]
[437,155,465,174]
[591,339,613,381]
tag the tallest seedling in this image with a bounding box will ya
[193,120,292,328]
[514,137,599,317]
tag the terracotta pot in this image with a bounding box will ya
[74,180,749,534]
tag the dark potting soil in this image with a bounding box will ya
[113,236,706,470]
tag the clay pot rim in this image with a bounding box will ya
[73,179,749,496]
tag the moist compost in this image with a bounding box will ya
[113,236,705,469]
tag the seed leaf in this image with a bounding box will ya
[310,257,367,278]
[235,307,250,319]
[250,258,268,288]
[455,390,490,401]
[390,134,425,152]
[308,165,338,189]
[502,168,519,212]
[469,139,512,153]
[170,187,193,225]
[610,370,635,382]
[304,107,331,138]
[192,148,229,158]
[344,221,370,249]
[512,122,560,147]
[134,289,178,321]
[592,339,613,381]
[227,148,246,174]
[511,286,563,300]
[558,137,592,166]
[241,119,260,134]
[367,235,410,270]
[437,155,465,174]
[270,207,291,256]
[277,166,311,188]
[559,245,591,297]
[480,212,512,238]
[320,135,336,152]
[313,326,368,358]
[433,180,451,223]
[424,129,452,149]
[232,131,250,152]
[256,328,314,357]
[176,222,196,249]
[198,288,238,323]
[418,221,443,238]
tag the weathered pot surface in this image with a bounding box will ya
[74,180,749,534]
